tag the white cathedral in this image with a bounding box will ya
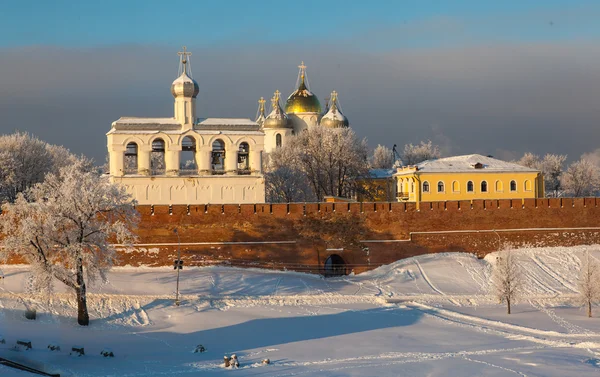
[107,47,350,205]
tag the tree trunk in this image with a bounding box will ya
[76,258,89,326]
[589,300,592,318]
[507,298,511,315]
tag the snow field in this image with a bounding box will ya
[1,245,600,375]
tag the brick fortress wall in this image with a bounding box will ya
[111,197,600,274]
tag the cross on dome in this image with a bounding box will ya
[177,46,193,76]
[258,97,266,111]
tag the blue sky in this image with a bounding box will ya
[1,0,599,48]
[2,1,600,162]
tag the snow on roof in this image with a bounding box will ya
[195,118,260,131]
[111,117,181,131]
[369,169,395,178]
[395,154,540,174]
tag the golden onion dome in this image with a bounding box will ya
[171,71,199,98]
[320,91,349,128]
[285,61,322,114]
[264,90,292,129]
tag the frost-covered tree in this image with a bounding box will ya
[265,166,315,203]
[0,158,138,326]
[371,144,394,169]
[561,158,600,197]
[516,153,566,197]
[401,140,441,165]
[0,132,81,203]
[490,248,522,315]
[540,154,567,197]
[267,127,370,201]
[578,251,600,318]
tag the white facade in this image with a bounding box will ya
[107,49,265,205]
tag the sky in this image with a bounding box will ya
[1,0,600,162]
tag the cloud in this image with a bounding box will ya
[0,42,599,163]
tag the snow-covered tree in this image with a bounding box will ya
[578,251,600,318]
[516,153,567,197]
[516,152,540,169]
[560,158,600,197]
[0,158,139,326]
[371,144,394,169]
[490,248,522,315]
[267,127,370,201]
[401,140,441,165]
[265,166,314,203]
[540,154,567,197]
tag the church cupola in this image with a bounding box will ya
[171,46,198,128]
[255,97,266,127]
[320,90,349,128]
[285,61,322,114]
[263,90,291,129]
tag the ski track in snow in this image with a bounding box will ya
[414,260,444,296]
[530,254,577,293]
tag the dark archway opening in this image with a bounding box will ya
[324,254,346,277]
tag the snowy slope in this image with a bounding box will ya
[1,245,600,376]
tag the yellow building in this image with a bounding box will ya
[393,154,544,206]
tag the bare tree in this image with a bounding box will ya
[401,140,441,165]
[490,248,522,315]
[265,166,315,203]
[561,158,600,197]
[578,251,600,318]
[371,144,394,169]
[267,127,370,201]
[0,158,139,326]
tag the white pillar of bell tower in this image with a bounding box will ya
[171,46,199,130]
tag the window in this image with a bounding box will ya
[411,182,415,193]
[211,139,226,174]
[437,181,444,193]
[238,142,250,173]
[276,134,282,148]
[151,138,165,175]
[510,180,517,192]
[524,180,532,191]
[481,181,488,193]
[423,181,430,193]
[124,142,138,174]
[467,181,474,192]
[180,136,197,175]
[452,181,460,193]
[495,180,503,192]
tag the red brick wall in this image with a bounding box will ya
[99,198,600,274]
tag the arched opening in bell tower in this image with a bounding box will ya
[151,138,166,175]
[124,142,138,175]
[180,136,197,175]
[211,139,226,174]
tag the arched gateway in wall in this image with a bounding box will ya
[324,254,346,277]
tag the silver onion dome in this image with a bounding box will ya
[171,71,199,98]
[263,90,292,129]
[320,90,349,128]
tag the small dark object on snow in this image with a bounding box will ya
[230,354,239,368]
[100,348,114,357]
[0,336,5,344]
[194,344,206,353]
[16,340,32,350]
[223,355,231,368]
[71,346,85,356]
[262,358,270,365]
[24,309,36,320]
[47,343,61,351]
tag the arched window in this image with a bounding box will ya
[180,136,196,175]
[411,181,415,193]
[524,180,532,191]
[495,180,503,192]
[124,142,138,174]
[422,181,430,193]
[452,181,460,193]
[276,134,282,148]
[151,138,165,175]
[481,181,488,192]
[238,142,250,174]
[510,180,517,192]
[467,181,474,192]
[211,139,226,174]
[437,181,445,193]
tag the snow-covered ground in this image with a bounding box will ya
[2,245,600,376]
